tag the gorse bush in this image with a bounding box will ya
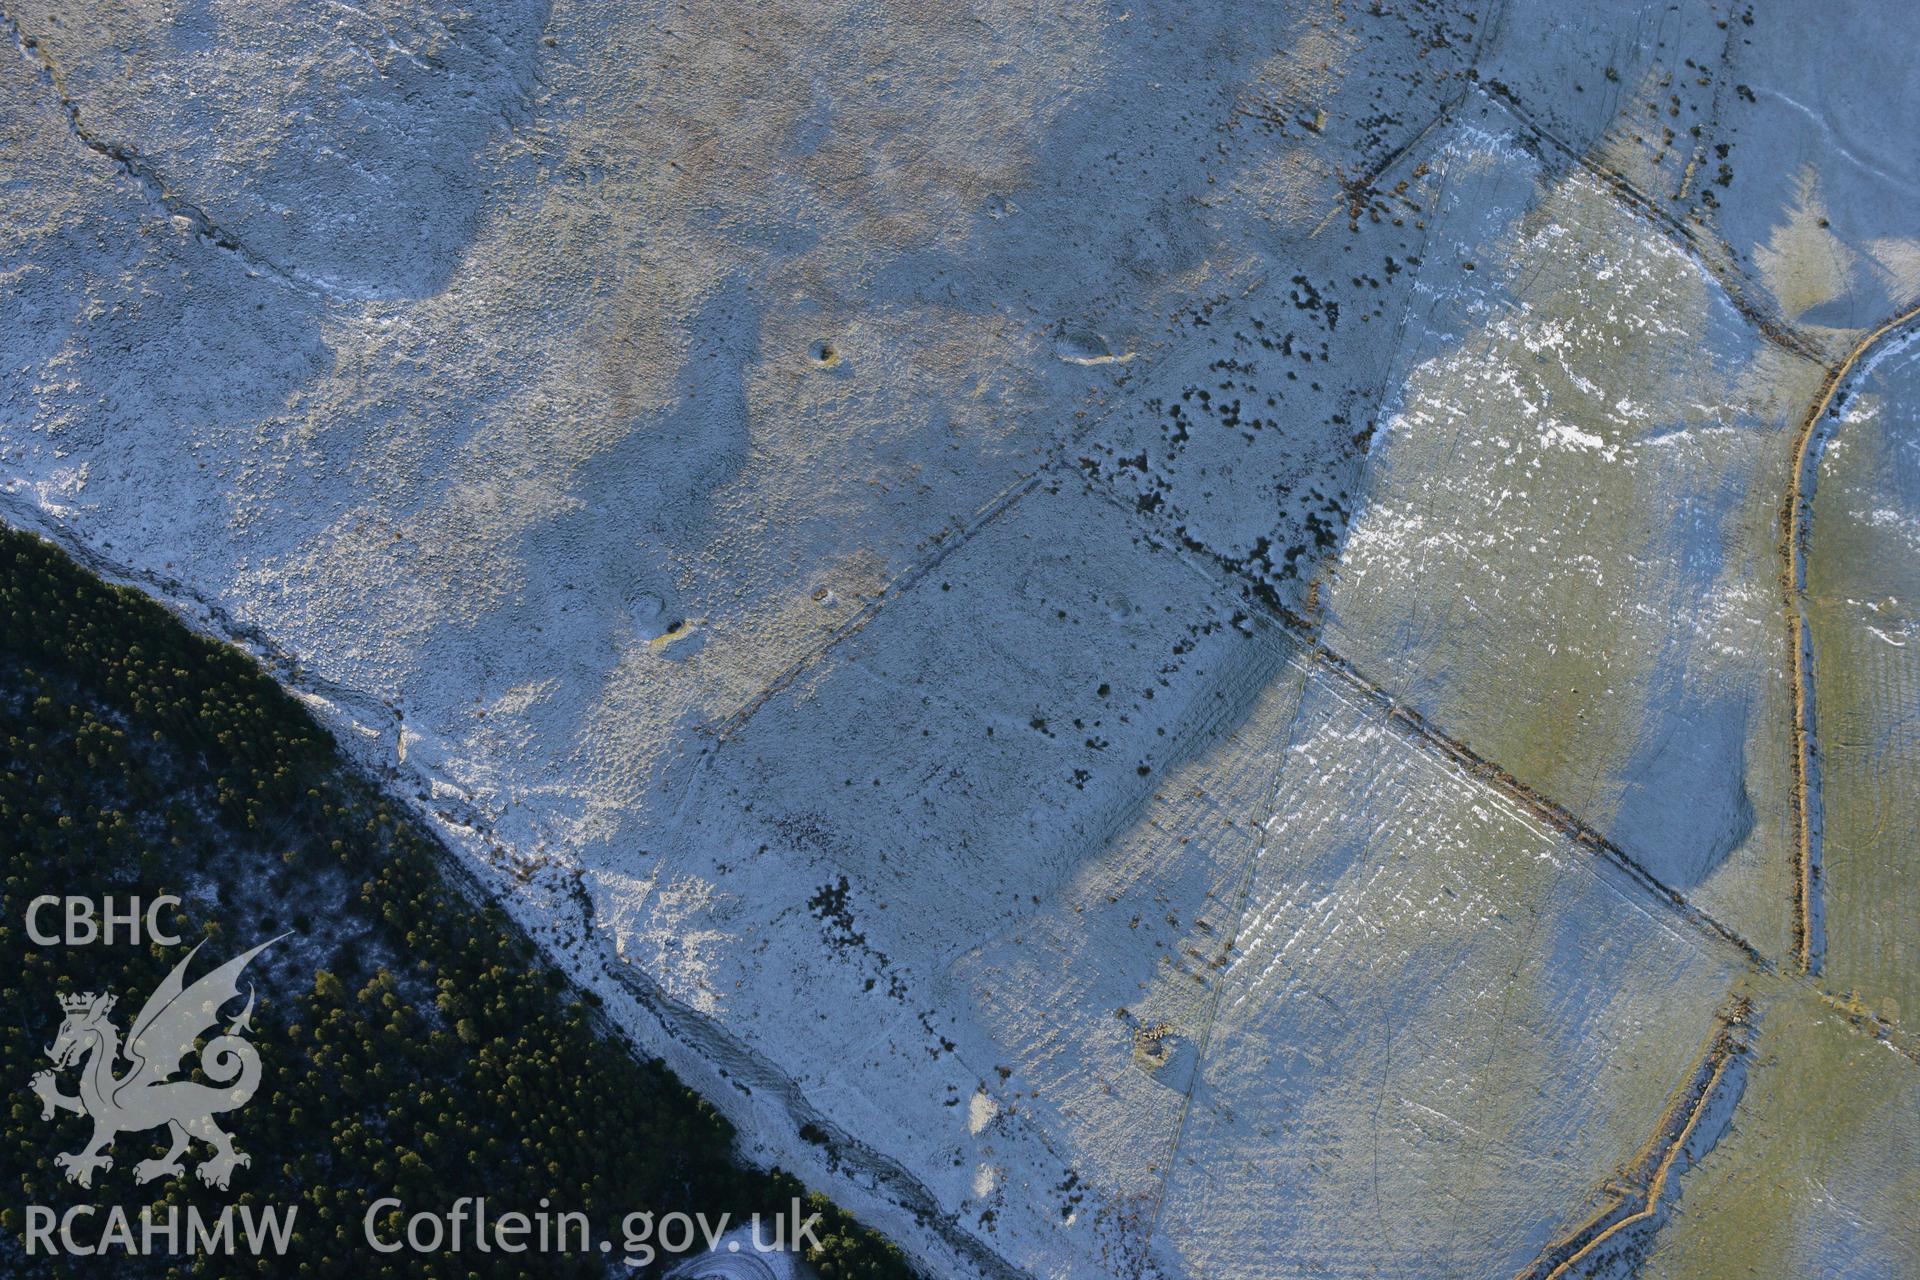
[0,529,915,1280]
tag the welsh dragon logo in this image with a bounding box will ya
[30,936,283,1191]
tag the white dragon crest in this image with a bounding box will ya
[30,935,283,1190]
